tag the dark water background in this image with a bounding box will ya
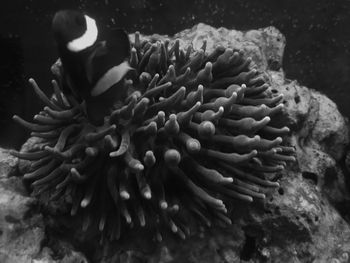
[1,0,350,148]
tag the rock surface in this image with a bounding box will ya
[2,23,350,262]
[0,148,18,178]
[0,150,88,263]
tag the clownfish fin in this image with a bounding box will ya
[109,28,131,60]
[90,61,132,97]
[86,41,108,83]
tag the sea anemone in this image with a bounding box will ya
[11,32,295,241]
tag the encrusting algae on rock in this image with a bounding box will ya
[11,11,296,242]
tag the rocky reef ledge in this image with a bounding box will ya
[1,23,350,263]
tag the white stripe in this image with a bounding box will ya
[67,15,98,52]
[91,61,132,96]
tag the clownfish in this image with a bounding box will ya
[52,10,132,125]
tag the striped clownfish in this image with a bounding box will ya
[52,10,132,125]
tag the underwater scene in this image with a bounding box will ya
[1,0,350,262]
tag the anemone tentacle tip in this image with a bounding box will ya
[143,191,152,199]
[160,201,168,210]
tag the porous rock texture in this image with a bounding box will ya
[0,149,88,262]
[3,23,350,262]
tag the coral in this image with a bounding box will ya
[11,32,295,242]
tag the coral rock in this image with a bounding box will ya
[0,148,18,178]
[0,149,88,263]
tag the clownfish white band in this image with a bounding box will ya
[91,61,132,97]
[67,15,98,52]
